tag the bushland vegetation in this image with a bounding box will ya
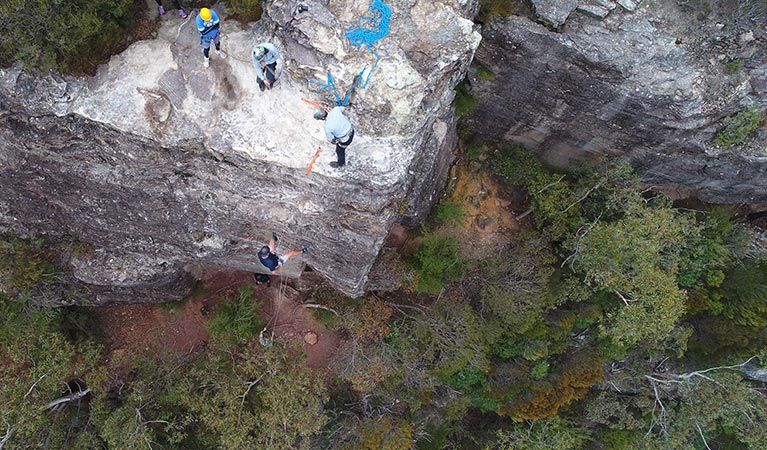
[2,150,767,447]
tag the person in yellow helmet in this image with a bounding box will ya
[196,7,226,68]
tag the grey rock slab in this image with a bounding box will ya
[531,0,578,28]
[615,0,637,11]
[576,4,611,18]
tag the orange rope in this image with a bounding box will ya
[306,146,321,175]
[302,98,329,112]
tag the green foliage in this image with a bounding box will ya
[571,199,697,345]
[453,80,478,116]
[725,59,742,74]
[435,200,465,226]
[206,285,263,345]
[489,417,588,450]
[410,233,462,294]
[712,106,763,147]
[475,65,496,81]
[466,144,485,161]
[227,0,264,22]
[0,0,136,73]
[356,416,414,450]
[416,300,489,380]
[0,235,57,291]
[529,360,550,380]
[0,296,106,449]
[476,0,516,23]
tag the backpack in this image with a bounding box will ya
[254,273,271,286]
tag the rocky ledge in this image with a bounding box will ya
[0,0,480,302]
[468,0,767,206]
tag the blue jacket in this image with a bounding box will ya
[196,10,220,37]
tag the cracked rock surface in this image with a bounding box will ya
[469,0,767,206]
[0,0,480,302]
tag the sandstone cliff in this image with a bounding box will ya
[467,0,767,205]
[0,0,480,302]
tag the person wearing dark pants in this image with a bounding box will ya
[196,8,226,68]
[155,0,187,18]
[251,43,280,91]
[314,107,355,168]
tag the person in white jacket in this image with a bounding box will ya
[251,43,280,91]
[314,107,355,168]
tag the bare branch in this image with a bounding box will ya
[560,181,604,214]
[0,420,12,450]
[537,175,566,194]
[25,373,48,399]
[302,304,339,315]
[696,423,712,450]
[44,389,91,410]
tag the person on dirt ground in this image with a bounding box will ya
[314,107,355,168]
[251,43,280,92]
[196,7,226,68]
[155,0,187,18]
[258,232,309,274]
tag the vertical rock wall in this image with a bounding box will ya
[467,0,767,205]
[0,0,480,302]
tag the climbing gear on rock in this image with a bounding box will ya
[200,7,212,21]
[159,5,166,15]
[345,0,391,88]
[302,244,311,253]
[179,9,187,18]
[306,146,322,176]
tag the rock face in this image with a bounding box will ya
[468,0,767,206]
[0,0,480,302]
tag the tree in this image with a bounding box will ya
[488,417,588,450]
[570,201,696,345]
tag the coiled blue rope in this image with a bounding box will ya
[345,0,391,88]
[308,0,391,105]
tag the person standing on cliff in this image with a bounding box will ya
[258,232,308,274]
[196,7,226,68]
[251,43,280,91]
[314,107,355,168]
[155,0,187,18]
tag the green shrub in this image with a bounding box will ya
[530,359,550,380]
[725,59,742,74]
[227,0,263,22]
[453,80,478,117]
[410,233,462,294]
[0,236,57,292]
[476,0,515,23]
[712,107,762,147]
[207,285,263,345]
[435,200,465,226]
[475,65,496,81]
[465,144,485,161]
[0,0,137,73]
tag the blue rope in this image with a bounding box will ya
[307,72,342,106]
[307,0,391,104]
[345,0,391,88]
